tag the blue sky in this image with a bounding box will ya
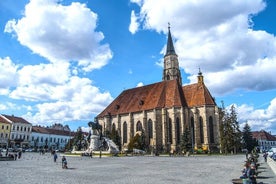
[1,0,276,134]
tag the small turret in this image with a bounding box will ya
[197,68,204,84]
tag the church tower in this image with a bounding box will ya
[162,25,182,85]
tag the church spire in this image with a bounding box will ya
[163,24,182,85]
[165,23,176,57]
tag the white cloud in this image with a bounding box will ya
[130,0,276,96]
[0,57,19,89]
[236,97,276,132]
[5,0,112,72]
[136,82,144,87]
[129,10,139,34]
[27,76,113,124]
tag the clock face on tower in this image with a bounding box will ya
[166,60,171,67]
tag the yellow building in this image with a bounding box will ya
[0,116,11,148]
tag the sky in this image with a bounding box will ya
[0,0,276,134]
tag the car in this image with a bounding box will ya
[271,153,276,161]
[25,148,34,152]
[267,148,276,157]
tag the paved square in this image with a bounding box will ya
[0,153,275,184]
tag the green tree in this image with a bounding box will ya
[180,128,192,154]
[242,122,258,152]
[219,103,242,154]
[73,127,84,151]
[127,133,146,151]
[110,125,121,150]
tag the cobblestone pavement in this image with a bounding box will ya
[0,153,275,184]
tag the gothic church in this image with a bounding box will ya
[96,27,220,153]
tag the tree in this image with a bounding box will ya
[219,103,242,154]
[242,122,258,153]
[73,127,84,151]
[127,133,146,151]
[110,125,121,150]
[180,128,192,154]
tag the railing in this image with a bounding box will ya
[267,157,276,175]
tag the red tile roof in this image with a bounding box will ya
[97,79,215,118]
[0,116,11,124]
[183,83,216,107]
[252,130,276,141]
[1,114,31,125]
[32,126,72,136]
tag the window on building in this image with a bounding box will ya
[50,138,52,143]
[136,121,142,132]
[2,125,4,129]
[41,137,43,142]
[12,134,14,139]
[112,123,116,132]
[5,133,8,138]
[123,121,127,144]
[32,136,34,141]
[0,133,3,138]
[168,118,172,144]
[199,117,204,143]
[13,126,15,130]
[6,126,9,130]
[209,116,214,143]
[148,119,153,141]
[24,127,26,131]
[17,126,19,131]
[191,117,195,145]
[176,117,180,144]
[20,126,23,131]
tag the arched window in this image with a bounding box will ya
[176,117,180,144]
[166,74,170,80]
[209,116,214,143]
[191,117,195,145]
[112,123,116,131]
[148,119,153,139]
[123,122,127,144]
[168,118,172,143]
[199,117,204,143]
[136,121,142,132]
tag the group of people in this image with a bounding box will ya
[239,153,259,184]
[52,151,68,169]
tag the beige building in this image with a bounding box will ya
[0,116,11,148]
[97,27,221,153]
[0,114,32,148]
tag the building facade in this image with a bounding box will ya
[96,27,221,153]
[30,124,72,151]
[252,130,276,152]
[0,114,32,148]
[0,116,11,148]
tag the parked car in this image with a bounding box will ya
[267,147,276,157]
[271,153,276,161]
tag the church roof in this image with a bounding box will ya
[97,79,215,118]
[182,83,216,107]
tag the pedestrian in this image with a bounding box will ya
[53,152,58,162]
[263,152,268,162]
[240,162,250,184]
[248,163,257,184]
[62,156,68,169]
[18,150,22,159]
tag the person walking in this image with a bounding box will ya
[53,152,58,163]
[62,156,68,169]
